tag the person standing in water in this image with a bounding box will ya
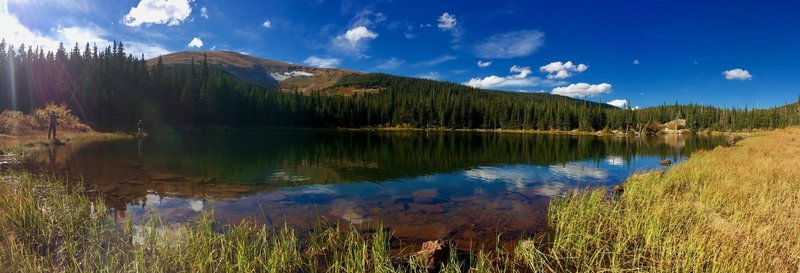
[48,113,57,140]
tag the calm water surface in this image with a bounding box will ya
[25,130,727,246]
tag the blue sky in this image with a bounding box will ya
[2,0,800,108]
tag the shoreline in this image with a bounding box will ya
[1,127,794,271]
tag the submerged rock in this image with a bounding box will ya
[412,188,439,203]
[660,159,672,166]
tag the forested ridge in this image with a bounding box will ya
[1,40,799,132]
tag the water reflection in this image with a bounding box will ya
[24,130,727,246]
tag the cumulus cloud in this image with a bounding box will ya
[304,56,341,68]
[632,59,640,65]
[551,83,612,98]
[332,26,378,56]
[200,6,208,18]
[123,0,193,27]
[607,99,628,108]
[723,68,752,80]
[262,20,271,29]
[437,12,456,30]
[539,61,588,79]
[188,37,203,48]
[343,26,377,44]
[474,30,544,59]
[465,65,556,89]
[477,60,492,68]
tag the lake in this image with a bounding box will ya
[24,130,727,247]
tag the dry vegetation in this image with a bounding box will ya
[1,127,798,272]
[524,127,800,272]
[0,103,90,136]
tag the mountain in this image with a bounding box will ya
[147,51,362,93]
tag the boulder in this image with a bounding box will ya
[660,159,672,166]
[415,240,449,270]
[613,185,624,193]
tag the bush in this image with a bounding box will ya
[0,110,37,135]
[0,104,91,135]
[32,103,91,132]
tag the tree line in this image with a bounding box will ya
[1,39,799,132]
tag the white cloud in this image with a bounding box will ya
[0,9,167,58]
[332,26,378,56]
[374,57,404,70]
[551,83,612,98]
[187,37,203,48]
[262,20,271,29]
[200,6,208,18]
[607,99,628,108]
[465,65,557,89]
[343,26,377,44]
[415,55,457,67]
[474,30,544,59]
[437,12,456,30]
[632,59,640,65]
[510,65,532,78]
[539,61,588,79]
[549,163,608,180]
[304,56,341,68]
[723,68,752,80]
[123,0,193,27]
[418,72,442,80]
[477,60,492,68]
[605,156,624,166]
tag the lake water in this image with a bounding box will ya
[25,130,727,247]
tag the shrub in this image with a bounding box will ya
[0,110,37,135]
[32,103,91,132]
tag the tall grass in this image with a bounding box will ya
[519,128,800,272]
[3,128,798,272]
[0,171,525,272]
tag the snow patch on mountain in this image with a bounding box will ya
[271,71,315,81]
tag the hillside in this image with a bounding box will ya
[147,51,362,94]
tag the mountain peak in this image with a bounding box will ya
[147,51,362,92]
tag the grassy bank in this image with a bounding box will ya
[523,128,800,272]
[0,171,524,272]
[1,128,797,272]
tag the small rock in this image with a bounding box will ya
[415,240,450,270]
[613,185,624,193]
[660,159,672,166]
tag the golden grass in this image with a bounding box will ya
[2,127,799,272]
[0,171,522,272]
[521,127,800,272]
